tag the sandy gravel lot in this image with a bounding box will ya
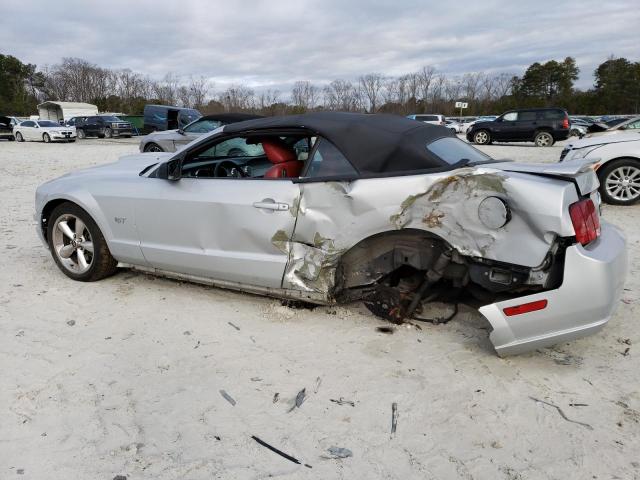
[1,136,638,480]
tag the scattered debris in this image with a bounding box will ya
[251,435,310,467]
[228,322,241,331]
[529,397,593,430]
[621,347,631,356]
[113,476,127,480]
[104,336,112,340]
[326,446,353,459]
[214,435,221,441]
[183,330,191,335]
[289,388,306,412]
[66,320,75,326]
[251,377,262,382]
[330,397,355,407]
[314,376,322,393]
[281,299,316,310]
[16,469,24,475]
[273,393,280,403]
[569,403,589,407]
[618,338,632,345]
[376,326,395,334]
[219,390,236,406]
[194,340,200,349]
[391,402,398,436]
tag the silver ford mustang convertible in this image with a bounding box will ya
[35,113,627,356]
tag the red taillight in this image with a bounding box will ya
[503,299,548,316]
[569,198,601,245]
[562,117,569,129]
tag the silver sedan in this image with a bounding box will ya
[139,113,262,153]
[35,112,626,356]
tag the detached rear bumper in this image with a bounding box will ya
[480,222,627,356]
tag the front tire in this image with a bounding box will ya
[15,132,24,142]
[104,128,112,138]
[143,142,164,152]
[43,133,51,143]
[473,130,491,145]
[47,202,118,281]
[77,129,86,139]
[598,159,640,206]
[534,131,554,147]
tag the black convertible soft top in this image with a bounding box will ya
[200,113,263,124]
[224,112,455,174]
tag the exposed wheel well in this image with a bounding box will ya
[333,229,452,296]
[40,199,74,242]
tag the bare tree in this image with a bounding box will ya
[323,79,359,111]
[417,66,436,104]
[291,80,318,110]
[218,84,255,111]
[188,76,210,109]
[358,73,384,112]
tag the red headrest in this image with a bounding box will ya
[261,138,296,164]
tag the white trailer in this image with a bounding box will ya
[37,101,99,123]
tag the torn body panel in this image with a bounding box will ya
[277,167,581,299]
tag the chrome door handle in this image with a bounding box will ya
[253,200,289,211]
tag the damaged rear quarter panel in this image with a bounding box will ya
[276,168,581,297]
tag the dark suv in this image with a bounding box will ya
[76,116,133,139]
[466,108,570,147]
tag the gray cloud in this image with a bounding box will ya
[1,0,638,90]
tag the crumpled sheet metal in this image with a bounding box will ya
[273,167,576,297]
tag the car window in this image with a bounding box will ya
[502,112,517,121]
[625,120,640,130]
[184,119,222,133]
[426,137,491,165]
[416,115,439,121]
[22,121,35,127]
[305,138,357,178]
[198,137,265,159]
[518,111,537,121]
[541,110,565,120]
[38,120,58,127]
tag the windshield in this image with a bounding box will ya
[37,120,59,127]
[184,119,222,133]
[181,109,201,123]
[426,137,492,165]
[101,116,121,122]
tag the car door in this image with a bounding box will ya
[492,112,517,140]
[24,121,39,140]
[513,110,538,140]
[133,135,301,288]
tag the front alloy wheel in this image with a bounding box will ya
[52,214,94,275]
[473,130,490,145]
[144,143,164,152]
[47,202,118,281]
[43,133,51,143]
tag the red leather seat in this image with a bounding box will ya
[262,138,303,179]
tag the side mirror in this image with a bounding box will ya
[157,158,182,181]
[178,128,185,135]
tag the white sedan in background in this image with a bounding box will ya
[14,120,76,143]
[560,131,640,205]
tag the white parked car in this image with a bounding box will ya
[406,114,446,126]
[13,120,76,143]
[445,120,464,133]
[560,131,640,205]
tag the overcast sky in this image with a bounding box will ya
[2,0,638,91]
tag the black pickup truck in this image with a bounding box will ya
[76,115,133,139]
[467,108,570,147]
